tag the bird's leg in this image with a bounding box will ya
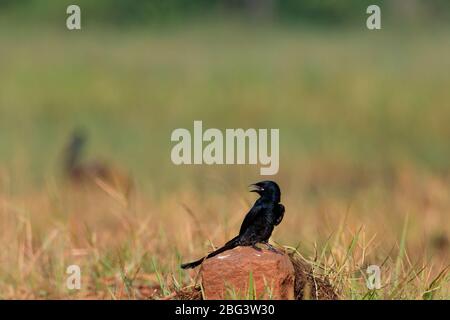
[261,241,281,254]
[251,244,262,252]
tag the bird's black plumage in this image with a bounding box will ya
[180,181,285,269]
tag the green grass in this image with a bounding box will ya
[1,24,449,191]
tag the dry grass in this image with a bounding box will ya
[0,163,448,300]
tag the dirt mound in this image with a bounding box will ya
[199,246,295,299]
[288,253,338,300]
[173,248,339,300]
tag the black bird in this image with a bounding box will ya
[181,181,285,269]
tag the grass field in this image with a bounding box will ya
[0,24,449,299]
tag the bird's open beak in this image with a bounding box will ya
[249,184,264,193]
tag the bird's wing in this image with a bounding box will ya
[274,203,285,226]
[238,203,264,236]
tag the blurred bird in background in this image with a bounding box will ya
[63,129,134,200]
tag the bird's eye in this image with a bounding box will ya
[261,188,264,191]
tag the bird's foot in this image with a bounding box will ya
[262,242,282,254]
[251,244,263,252]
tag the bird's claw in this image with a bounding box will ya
[252,244,263,252]
[262,242,282,254]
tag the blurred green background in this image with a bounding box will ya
[0,0,449,194]
[2,0,450,25]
